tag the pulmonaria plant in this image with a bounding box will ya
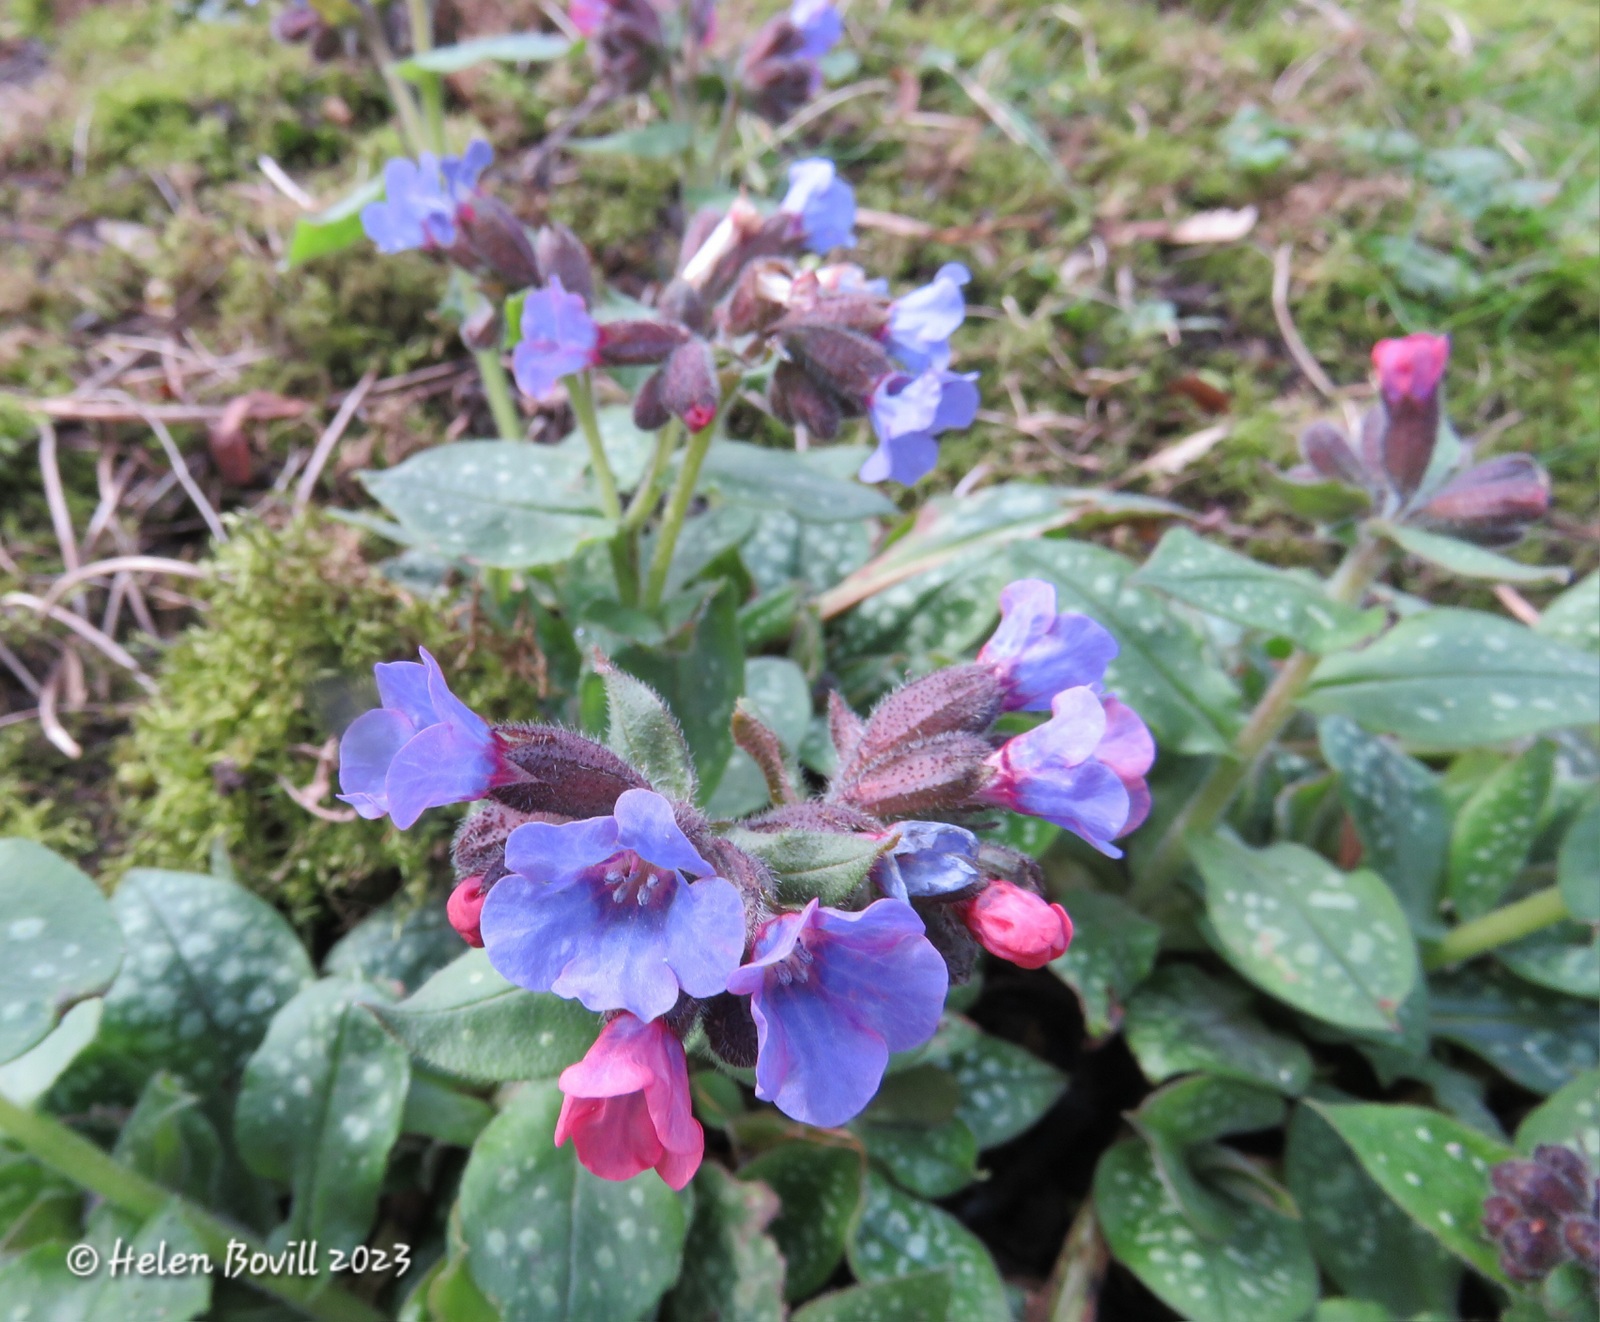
[337,577,1153,1186]
[1483,1145,1600,1283]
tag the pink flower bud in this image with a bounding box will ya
[959,879,1072,969]
[447,875,488,947]
[1371,333,1449,504]
[1371,333,1450,405]
[659,339,719,432]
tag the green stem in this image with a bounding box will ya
[404,0,446,153]
[1424,887,1570,970]
[356,1,428,155]
[474,349,523,441]
[623,421,681,532]
[704,86,740,189]
[1131,534,1388,905]
[567,372,623,520]
[643,413,720,609]
[0,1095,385,1322]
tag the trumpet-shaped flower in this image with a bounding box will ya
[859,368,979,485]
[360,140,493,253]
[885,263,969,374]
[480,789,746,1022]
[780,158,856,253]
[977,578,1119,712]
[512,277,600,398]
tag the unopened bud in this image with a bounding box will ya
[447,875,489,947]
[633,368,671,431]
[660,339,719,432]
[657,279,708,334]
[590,0,665,91]
[1499,1217,1565,1282]
[827,690,865,769]
[1494,1160,1581,1217]
[1534,1146,1593,1204]
[1298,420,1369,488]
[457,195,540,290]
[853,665,1006,767]
[723,259,792,336]
[273,2,323,44]
[770,361,842,439]
[917,900,982,986]
[742,52,818,125]
[959,879,1072,969]
[460,303,504,352]
[1564,1216,1600,1273]
[732,701,798,805]
[1482,1195,1521,1236]
[1371,334,1450,505]
[534,224,595,305]
[596,318,691,366]
[779,321,893,408]
[830,731,995,818]
[1412,454,1550,546]
[701,992,759,1068]
[491,723,649,819]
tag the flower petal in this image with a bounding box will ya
[613,789,713,877]
[663,875,747,998]
[504,816,623,886]
[385,720,496,828]
[336,707,417,816]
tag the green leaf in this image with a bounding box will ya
[100,868,312,1092]
[570,121,696,159]
[1304,609,1600,748]
[699,443,894,522]
[375,950,599,1084]
[944,1031,1065,1149]
[1429,968,1598,1094]
[1285,1102,1460,1318]
[723,828,887,906]
[1047,890,1161,1038]
[740,1141,863,1300]
[0,1000,102,1106]
[115,1072,223,1207]
[1134,527,1384,652]
[285,175,383,267]
[1319,716,1449,932]
[0,839,123,1064]
[398,31,570,77]
[458,1082,687,1322]
[666,1164,784,1322]
[1310,1101,1511,1279]
[323,899,464,995]
[1376,523,1569,585]
[1094,1139,1317,1322]
[234,978,410,1253]
[360,441,617,569]
[858,1117,979,1199]
[1311,1301,1395,1322]
[1559,792,1600,922]
[739,512,873,596]
[402,1072,494,1147]
[848,1172,1008,1322]
[743,657,813,752]
[1011,540,1244,755]
[1193,836,1418,1032]
[1497,921,1600,997]
[601,663,698,801]
[1539,572,1599,654]
[1515,1067,1600,1163]
[791,1273,953,1322]
[1447,742,1554,918]
[1124,964,1313,1095]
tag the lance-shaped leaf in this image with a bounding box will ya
[1047,890,1162,1039]
[0,840,123,1064]
[668,1164,785,1321]
[234,978,410,1254]
[1447,741,1553,918]
[1124,964,1313,1095]
[458,1082,687,1322]
[323,898,463,995]
[700,442,896,521]
[1375,523,1569,585]
[570,122,698,159]
[724,828,889,907]
[1429,968,1597,1094]
[1285,1102,1461,1318]
[286,175,384,267]
[398,32,570,78]
[1094,1139,1317,1322]
[1193,836,1418,1033]
[1303,609,1600,748]
[1134,527,1384,652]
[740,1141,863,1301]
[945,1032,1065,1149]
[1497,921,1600,997]
[116,1072,224,1207]
[856,1106,980,1201]
[1515,1067,1600,1163]
[1319,717,1449,932]
[1559,792,1600,922]
[598,659,697,802]
[375,950,598,1084]
[1309,1101,1512,1280]
[1538,572,1598,654]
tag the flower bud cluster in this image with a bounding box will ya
[1287,333,1550,544]
[1483,1145,1600,1283]
[337,578,1152,1189]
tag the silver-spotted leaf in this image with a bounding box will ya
[1429,968,1598,1094]
[740,1141,863,1300]
[1048,890,1162,1039]
[1447,742,1554,918]
[667,1163,784,1322]
[1515,1068,1600,1162]
[601,663,698,802]
[790,1272,952,1322]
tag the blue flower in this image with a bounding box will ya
[859,368,979,485]
[726,898,947,1127]
[780,158,856,253]
[512,277,600,398]
[886,263,969,374]
[337,648,503,829]
[875,821,981,903]
[977,578,1119,712]
[790,0,843,60]
[480,789,747,1022]
[360,139,493,253]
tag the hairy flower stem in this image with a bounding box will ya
[404,0,447,153]
[0,1094,386,1322]
[567,372,636,601]
[475,349,524,442]
[624,420,682,532]
[1424,886,1571,970]
[643,409,723,609]
[1131,534,1388,905]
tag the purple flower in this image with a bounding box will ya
[725,898,947,1127]
[780,158,856,253]
[790,0,843,59]
[360,140,493,253]
[875,821,980,903]
[979,688,1154,858]
[885,263,969,374]
[480,789,746,1022]
[859,368,979,485]
[337,648,504,829]
[512,277,600,398]
[977,579,1119,712]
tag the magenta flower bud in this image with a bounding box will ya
[1494,1159,1585,1218]
[659,338,719,432]
[447,875,488,947]
[595,319,692,367]
[534,223,595,305]
[584,0,666,91]
[456,194,540,289]
[1371,332,1449,504]
[958,879,1072,969]
[1372,333,1450,405]
[1297,419,1369,488]
[1533,1146,1593,1204]
[770,360,843,439]
[977,579,1118,712]
[1412,454,1550,546]
[554,1012,703,1189]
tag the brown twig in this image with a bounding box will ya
[37,657,83,759]
[37,422,88,617]
[116,396,229,542]
[1,593,157,692]
[1270,243,1340,400]
[294,367,378,514]
[0,639,42,698]
[42,556,208,611]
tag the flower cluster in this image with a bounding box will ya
[338,579,1151,1188]
[1483,1145,1599,1282]
[1287,333,1551,544]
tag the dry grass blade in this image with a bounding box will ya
[294,366,378,513]
[2,592,158,692]
[1271,243,1340,400]
[37,657,84,759]
[0,638,42,698]
[117,395,230,542]
[37,422,87,615]
[42,555,209,610]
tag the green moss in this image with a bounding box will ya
[113,517,549,928]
